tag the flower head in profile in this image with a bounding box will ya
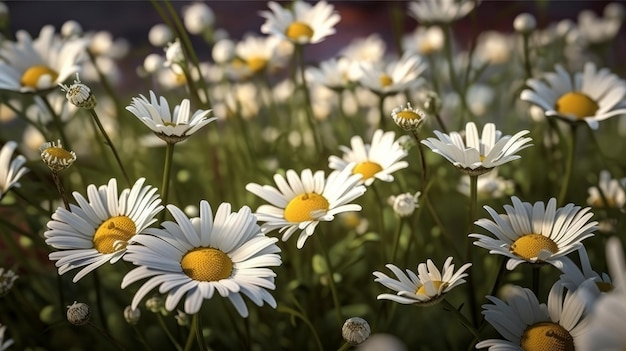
[260,0,340,45]
[358,53,428,97]
[421,122,532,176]
[40,140,76,172]
[58,73,96,109]
[587,170,626,209]
[477,282,590,350]
[470,196,597,270]
[0,141,29,200]
[391,102,427,131]
[408,0,481,25]
[329,129,409,186]
[246,167,366,249]
[126,90,217,144]
[122,201,281,317]
[229,34,287,79]
[521,62,626,129]
[0,25,85,93]
[373,257,471,306]
[45,178,163,282]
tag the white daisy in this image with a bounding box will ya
[0,141,29,200]
[229,34,287,79]
[559,246,613,308]
[373,257,471,306]
[245,166,366,249]
[0,25,85,93]
[329,129,409,186]
[408,0,480,25]
[260,0,340,45]
[121,201,281,317]
[44,178,163,282]
[357,52,428,96]
[307,57,353,91]
[456,170,514,199]
[587,170,626,209]
[125,90,217,144]
[421,122,532,176]
[470,196,597,270]
[477,282,589,350]
[402,26,445,56]
[520,62,626,129]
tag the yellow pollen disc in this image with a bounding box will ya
[247,57,268,74]
[93,216,136,254]
[510,234,558,260]
[286,21,314,41]
[520,321,574,351]
[284,193,329,222]
[416,280,445,296]
[555,92,599,120]
[44,147,74,161]
[479,155,486,162]
[396,110,421,120]
[181,247,233,281]
[353,161,383,180]
[419,41,435,55]
[596,281,614,292]
[21,65,59,88]
[379,74,393,87]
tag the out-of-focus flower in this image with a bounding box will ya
[183,2,215,36]
[123,306,141,325]
[307,57,353,91]
[61,20,83,39]
[587,170,626,209]
[356,333,407,351]
[212,38,235,65]
[374,257,471,306]
[260,1,340,45]
[229,35,287,79]
[387,192,421,218]
[358,53,427,97]
[408,0,481,24]
[402,26,444,56]
[513,13,537,34]
[470,196,597,270]
[521,62,626,129]
[148,23,174,47]
[457,170,514,199]
[0,141,29,200]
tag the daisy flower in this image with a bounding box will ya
[307,57,353,91]
[587,170,626,209]
[408,0,481,25]
[230,35,287,79]
[470,196,597,270]
[0,25,85,93]
[245,166,366,249]
[44,178,163,282]
[559,246,613,308]
[477,282,589,350]
[520,62,626,129]
[329,129,409,186]
[260,0,340,45]
[126,90,217,144]
[373,257,471,306]
[391,102,427,131]
[121,201,281,317]
[357,52,428,97]
[421,122,532,176]
[456,170,514,199]
[0,141,29,200]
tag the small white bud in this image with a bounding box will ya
[342,317,371,345]
[212,39,235,64]
[61,20,83,38]
[388,192,421,217]
[183,2,215,35]
[124,306,141,325]
[67,301,91,326]
[513,13,537,34]
[59,73,96,109]
[149,24,174,48]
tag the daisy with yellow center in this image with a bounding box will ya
[421,122,532,176]
[586,170,626,209]
[470,196,597,270]
[121,201,281,317]
[229,35,287,79]
[477,282,589,351]
[40,140,76,172]
[245,166,366,249]
[260,0,340,45]
[520,62,626,129]
[126,90,217,144]
[357,52,428,96]
[44,178,163,282]
[0,141,29,200]
[373,257,471,306]
[559,246,613,309]
[391,102,427,131]
[329,129,409,186]
[0,25,85,93]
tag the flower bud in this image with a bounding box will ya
[124,306,141,325]
[67,301,90,326]
[149,24,174,48]
[59,73,96,109]
[513,13,537,34]
[342,317,371,345]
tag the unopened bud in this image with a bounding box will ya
[67,301,90,326]
[342,317,371,345]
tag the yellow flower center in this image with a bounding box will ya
[286,21,314,41]
[284,193,329,222]
[353,161,383,180]
[180,247,233,282]
[596,281,614,292]
[520,321,574,351]
[247,57,268,74]
[555,92,599,120]
[396,110,422,120]
[416,280,445,296]
[379,74,393,87]
[510,234,558,260]
[43,147,74,162]
[21,65,59,88]
[419,41,435,55]
[92,216,136,254]
[479,155,486,162]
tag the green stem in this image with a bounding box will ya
[295,44,323,156]
[160,142,175,222]
[87,108,131,186]
[315,232,344,324]
[411,130,428,189]
[51,171,71,211]
[441,299,482,342]
[337,342,352,351]
[42,95,71,152]
[424,194,463,261]
[390,216,404,264]
[277,304,324,351]
[378,94,387,130]
[86,50,123,115]
[521,33,533,80]
[466,174,479,327]
[131,324,152,351]
[93,270,110,334]
[558,124,577,205]
[157,313,183,351]
[88,321,127,351]
[532,264,541,297]
[371,184,387,263]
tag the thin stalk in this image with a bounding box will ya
[295,44,323,155]
[93,270,110,334]
[86,50,123,115]
[131,325,152,351]
[442,25,471,124]
[434,112,449,135]
[160,142,176,222]
[183,313,196,351]
[157,313,183,351]
[558,124,577,205]
[371,184,387,263]
[42,95,71,152]
[315,232,344,324]
[390,216,404,264]
[441,299,482,342]
[277,304,324,351]
[465,174,479,327]
[411,130,428,189]
[521,33,533,80]
[378,94,387,130]
[88,321,127,351]
[87,108,131,186]
[51,171,71,211]
[337,342,352,351]
[423,195,463,261]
